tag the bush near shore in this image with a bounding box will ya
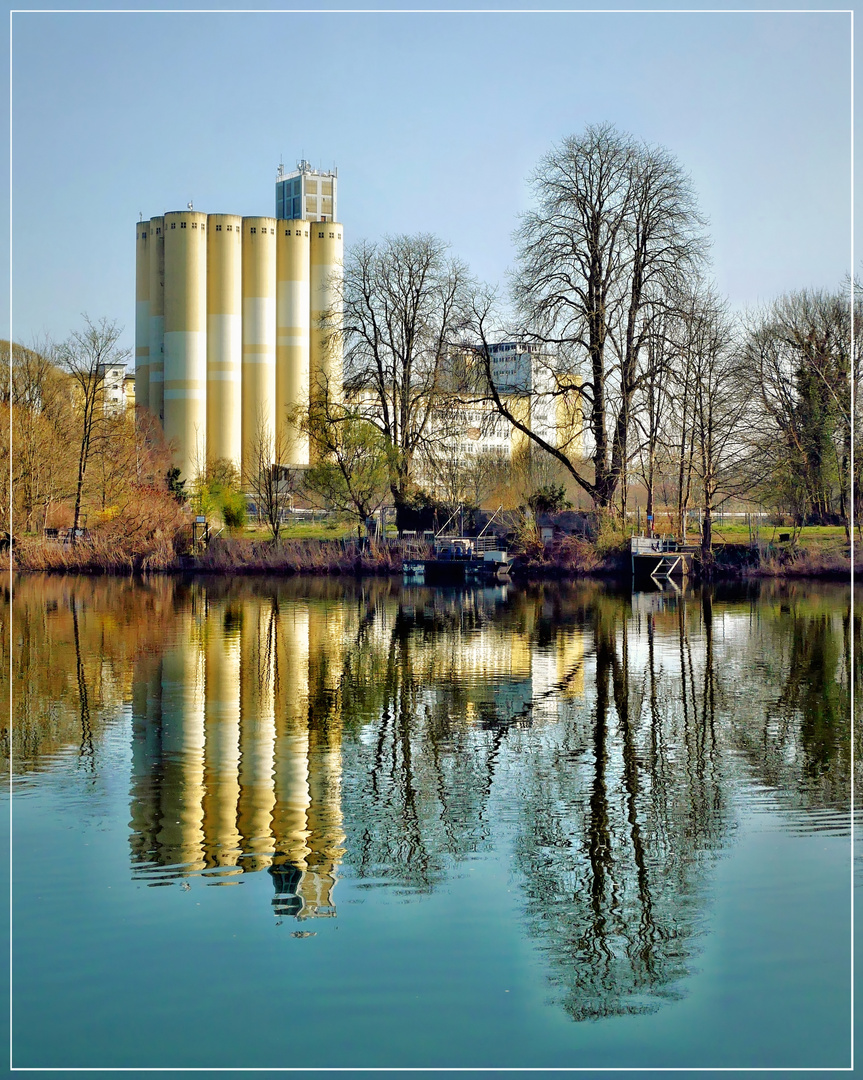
[3,527,854,580]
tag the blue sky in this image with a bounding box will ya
[5,4,856,359]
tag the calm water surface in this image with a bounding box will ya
[3,574,858,1071]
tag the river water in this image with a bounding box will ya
[3,573,858,1071]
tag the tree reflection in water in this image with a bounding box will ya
[4,574,855,1019]
[506,591,727,1019]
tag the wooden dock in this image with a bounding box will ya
[630,537,694,582]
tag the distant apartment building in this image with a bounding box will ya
[438,341,580,458]
[97,361,133,414]
[403,341,583,505]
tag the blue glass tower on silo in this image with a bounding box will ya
[275,160,338,222]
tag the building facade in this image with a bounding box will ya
[275,160,338,223]
[136,163,344,482]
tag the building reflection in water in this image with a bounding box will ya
[129,589,346,921]
[3,573,854,1022]
[126,581,586,922]
[116,574,854,1016]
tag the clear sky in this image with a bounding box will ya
[5,3,856,360]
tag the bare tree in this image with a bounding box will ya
[336,234,474,521]
[472,124,707,519]
[630,312,677,535]
[56,317,130,537]
[301,393,390,539]
[242,414,295,541]
[681,288,749,563]
[742,285,856,533]
[4,339,74,533]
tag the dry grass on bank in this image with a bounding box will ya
[743,544,855,579]
[2,527,856,580]
[188,537,405,575]
[3,535,405,576]
[5,532,182,574]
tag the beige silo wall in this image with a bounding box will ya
[206,214,243,472]
[309,222,344,405]
[241,217,277,481]
[164,211,208,480]
[135,221,151,412]
[148,216,165,423]
[276,222,311,466]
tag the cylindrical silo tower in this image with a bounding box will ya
[276,221,311,466]
[206,214,243,473]
[309,221,344,408]
[164,210,208,481]
[148,216,165,423]
[241,217,277,481]
[135,221,151,412]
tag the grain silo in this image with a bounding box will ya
[309,221,344,406]
[135,221,150,411]
[135,162,343,483]
[164,210,208,480]
[241,217,277,482]
[206,214,243,472]
[276,220,311,465]
[148,216,165,423]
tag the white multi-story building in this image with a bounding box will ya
[485,342,566,450]
[98,362,130,415]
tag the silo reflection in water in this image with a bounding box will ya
[270,603,313,918]
[237,599,277,871]
[128,588,345,917]
[157,616,207,874]
[202,602,242,875]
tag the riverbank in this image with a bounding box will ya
[3,533,855,580]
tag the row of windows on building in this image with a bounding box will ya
[140,226,342,239]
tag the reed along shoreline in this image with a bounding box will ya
[3,534,855,581]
